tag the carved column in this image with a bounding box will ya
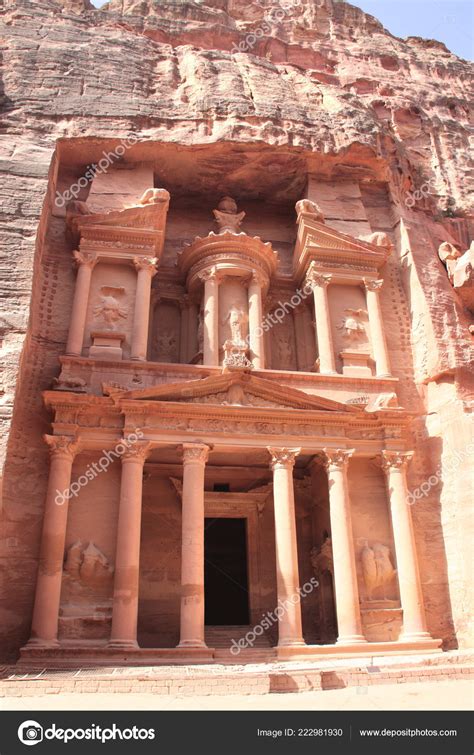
[199,268,220,366]
[178,443,210,648]
[109,441,151,649]
[305,265,336,375]
[363,279,391,377]
[322,449,366,644]
[66,251,97,356]
[28,435,79,647]
[179,296,190,364]
[248,271,265,369]
[187,298,199,361]
[131,257,158,361]
[381,451,431,640]
[268,447,305,647]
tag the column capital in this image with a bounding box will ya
[121,441,153,463]
[249,270,266,288]
[381,450,413,472]
[305,264,332,290]
[363,278,384,292]
[73,250,97,269]
[43,434,80,461]
[133,256,158,276]
[198,267,219,284]
[182,442,211,465]
[268,447,301,470]
[321,448,354,470]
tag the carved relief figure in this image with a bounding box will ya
[277,332,294,369]
[360,539,396,600]
[153,329,178,360]
[337,308,368,340]
[213,196,245,234]
[93,286,127,330]
[197,307,204,352]
[64,541,114,587]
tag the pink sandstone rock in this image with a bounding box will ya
[0,0,472,665]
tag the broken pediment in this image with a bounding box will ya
[294,214,392,280]
[103,372,362,413]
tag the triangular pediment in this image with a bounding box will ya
[104,372,362,413]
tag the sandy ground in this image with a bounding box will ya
[1,679,473,711]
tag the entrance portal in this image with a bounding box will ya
[204,518,250,625]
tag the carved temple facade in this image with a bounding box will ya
[21,182,443,666]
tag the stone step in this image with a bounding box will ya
[205,626,272,649]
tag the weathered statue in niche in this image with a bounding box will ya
[360,539,397,601]
[226,306,247,346]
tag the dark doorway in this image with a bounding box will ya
[204,518,249,625]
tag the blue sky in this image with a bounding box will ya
[90,0,473,60]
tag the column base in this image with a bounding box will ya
[319,370,338,376]
[24,638,60,650]
[177,639,208,649]
[398,631,433,643]
[336,635,368,645]
[107,639,139,650]
[376,372,392,378]
[277,639,306,648]
[130,356,146,362]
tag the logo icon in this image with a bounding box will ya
[18,720,44,746]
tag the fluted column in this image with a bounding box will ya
[28,435,79,647]
[178,443,210,648]
[109,441,151,649]
[268,447,305,647]
[364,279,391,377]
[305,264,336,375]
[199,268,220,366]
[322,449,366,644]
[381,451,431,641]
[131,257,158,361]
[66,251,97,356]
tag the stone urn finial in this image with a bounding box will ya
[213,196,246,234]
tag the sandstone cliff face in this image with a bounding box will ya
[0,0,473,658]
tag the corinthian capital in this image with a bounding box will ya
[364,278,384,292]
[321,448,354,470]
[268,447,301,470]
[381,450,413,472]
[305,263,332,290]
[250,270,266,288]
[121,440,153,463]
[73,250,97,269]
[133,256,158,276]
[44,434,80,460]
[182,442,211,465]
[198,267,219,284]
